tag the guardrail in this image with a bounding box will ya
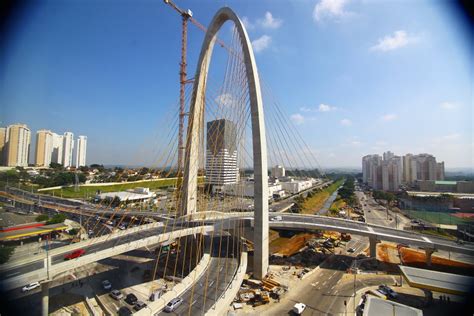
[206,251,248,315]
[135,254,212,316]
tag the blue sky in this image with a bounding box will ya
[1,0,472,169]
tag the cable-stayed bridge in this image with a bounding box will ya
[1,6,472,316]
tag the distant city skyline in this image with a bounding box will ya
[1,1,472,168]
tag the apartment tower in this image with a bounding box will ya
[62,132,74,167]
[35,130,53,167]
[75,135,87,168]
[5,123,31,167]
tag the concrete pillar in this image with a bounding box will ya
[41,281,50,316]
[369,237,379,258]
[179,7,269,279]
[425,249,435,266]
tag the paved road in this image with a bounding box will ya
[153,235,240,315]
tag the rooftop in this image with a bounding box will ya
[400,265,474,295]
[363,296,422,316]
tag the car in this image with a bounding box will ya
[134,301,147,311]
[118,224,126,230]
[271,216,282,221]
[101,280,112,290]
[22,282,40,292]
[118,306,132,316]
[292,303,306,315]
[125,293,138,305]
[379,285,397,298]
[164,297,183,312]
[347,247,356,253]
[64,249,85,260]
[110,289,123,300]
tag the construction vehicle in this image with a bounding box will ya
[341,233,351,241]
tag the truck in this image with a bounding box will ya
[341,233,351,241]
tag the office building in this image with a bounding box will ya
[62,132,74,168]
[51,133,64,165]
[5,123,31,167]
[35,130,53,167]
[0,127,6,165]
[271,165,286,178]
[75,135,87,168]
[205,119,238,188]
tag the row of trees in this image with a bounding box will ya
[337,177,357,206]
[373,190,396,203]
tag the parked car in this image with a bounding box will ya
[118,306,132,316]
[110,289,123,300]
[134,301,147,311]
[379,285,397,298]
[292,303,306,315]
[64,249,85,260]
[149,290,163,301]
[22,282,40,292]
[102,280,112,290]
[347,247,356,253]
[125,293,138,305]
[164,297,183,312]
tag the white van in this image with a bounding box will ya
[292,303,306,315]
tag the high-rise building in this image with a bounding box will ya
[402,153,444,184]
[367,152,445,189]
[5,123,31,167]
[0,127,6,166]
[205,119,238,187]
[436,162,445,180]
[75,135,87,168]
[62,132,74,168]
[362,152,402,191]
[271,165,285,178]
[35,130,53,167]
[51,133,64,165]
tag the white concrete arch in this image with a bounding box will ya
[180,7,269,279]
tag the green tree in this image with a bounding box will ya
[36,214,50,222]
[47,213,66,225]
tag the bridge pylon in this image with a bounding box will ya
[179,7,269,279]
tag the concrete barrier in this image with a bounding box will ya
[205,252,248,316]
[84,296,103,316]
[135,253,212,316]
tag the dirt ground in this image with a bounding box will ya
[377,242,401,264]
[50,293,89,315]
[271,233,317,257]
[399,247,474,274]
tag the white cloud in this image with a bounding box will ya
[258,12,282,29]
[440,102,458,110]
[241,17,254,30]
[215,93,236,107]
[313,0,351,22]
[370,30,417,52]
[252,35,271,53]
[300,103,337,112]
[290,113,305,125]
[439,133,461,141]
[380,113,398,121]
[340,118,352,126]
[375,140,388,146]
[318,103,336,112]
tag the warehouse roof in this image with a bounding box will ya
[400,265,474,295]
